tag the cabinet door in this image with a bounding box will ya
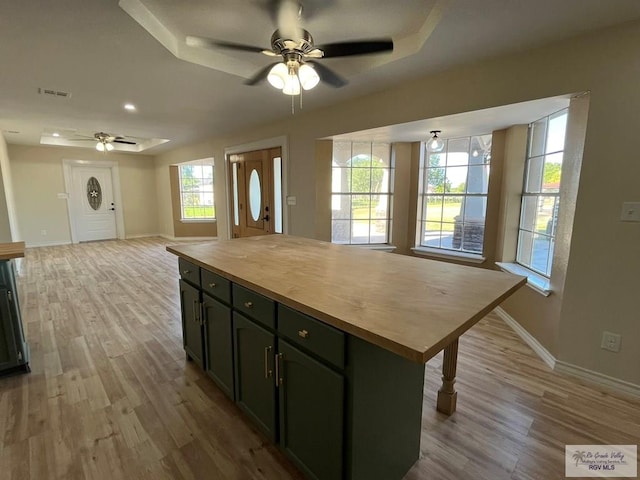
[180,280,204,368]
[233,312,277,441]
[203,294,234,399]
[278,339,344,480]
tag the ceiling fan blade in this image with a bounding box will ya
[317,39,393,58]
[304,48,324,59]
[306,61,347,88]
[245,62,281,86]
[113,140,136,145]
[186,35,267,54]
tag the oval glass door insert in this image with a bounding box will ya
[87,177,102,211]
[249,169,261,221]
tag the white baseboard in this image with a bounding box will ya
[554,361,640,398]
[158,234,218,242]
[125,233,164,239]
[25,240,72,248]
[494,306,556,369]
[494,307,640,398]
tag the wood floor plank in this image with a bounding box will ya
[1,237,637,480]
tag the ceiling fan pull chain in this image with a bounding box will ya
[291,94,295,115]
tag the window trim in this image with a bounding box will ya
[496,262,551,296]
[515,108,568,278]
[412,246,486,263]
[331,142,394,246]
[178,160,215,221]
[416,134,492,255]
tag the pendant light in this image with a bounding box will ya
[428,130,445,152]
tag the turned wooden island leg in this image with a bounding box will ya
[436,339,459,415]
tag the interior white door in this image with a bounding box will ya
[71,166,117,242]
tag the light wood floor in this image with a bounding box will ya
[1,238,638,480]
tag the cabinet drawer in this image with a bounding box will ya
[178,258,200,287]
[278,305,345,370]
[201,269,231,304]
[233,285,275,329]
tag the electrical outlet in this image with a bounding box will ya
[40,229,47,236]
[620,202,640,222]
[601,331,621,352]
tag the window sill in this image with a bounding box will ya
[411,247,485,264]
[345,244,397,253]
[495,262,551,297]
[180,219,217,224]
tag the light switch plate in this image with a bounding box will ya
[286,196,297,206]
[620,202,640,222]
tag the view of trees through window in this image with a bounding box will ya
[179,161,215,220]
[418,135,492,254]
[516,109,568,276]
[331,142,392,244]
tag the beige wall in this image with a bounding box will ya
[389,143,414,255]
[154,20,640,386]
[0,133,19,242]
[8,145,157,246]
[0,134,12,242]
[154,140,218,239]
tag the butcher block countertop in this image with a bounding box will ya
[167,235,526,363]
[0,242,25,260]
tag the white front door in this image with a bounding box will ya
[71,166,117,241]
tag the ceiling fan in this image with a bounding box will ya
[69,132,138,151]
[185,0,394,95]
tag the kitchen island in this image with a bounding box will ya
[167,235,525,480]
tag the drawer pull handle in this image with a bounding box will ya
[264,346,272,379]
[275,353,284,387]
[298,329,309,339]
[208,282,217,288]
[244,301,253,308]
[193,300,201,324]
[182,269,191,275]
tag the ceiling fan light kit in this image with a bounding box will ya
[267,60,319,95]
[95,140,114,152]
[93,132,124,152]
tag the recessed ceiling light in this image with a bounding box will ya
[124,103,136,111]
[52,132,60,137]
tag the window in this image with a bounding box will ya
[331,142,393,244]
[516,109,568,276]
[417,135,492,254]
[179,159,215,220]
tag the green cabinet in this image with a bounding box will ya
[0,288,18,369]
[278,339,344,480]
[203,293,234,399]
[179,279,204,369]
[0,260,29,375]
[233,312,277,441]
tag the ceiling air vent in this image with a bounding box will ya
[38,88,71,98]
